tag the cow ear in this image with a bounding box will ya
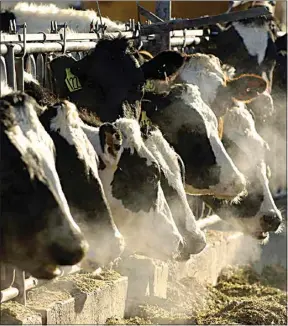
[141,51,185,81]
[227,74,268,102]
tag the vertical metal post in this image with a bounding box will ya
[15,57,24,92]
[5,45,16,91]
[0,56,8,84]
[155,0,171,51]
[13,270,26,305]
[36,54,45,86]
[25,54,37,79]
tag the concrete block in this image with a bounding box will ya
[0,300,42,325]
[115,254,169,316]
[115,254,168,300]
[26,272,128,325]
[175,231,256,286]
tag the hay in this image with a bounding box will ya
[114,264,287,325]
[106,316,153,325]
[27,285,71,309]
[1,301,36,319]
[195,265,287,325]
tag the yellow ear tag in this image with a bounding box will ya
[141,111,148,122]
[65,68,82,92]
[145,80,155,92]
[111,164,118,173]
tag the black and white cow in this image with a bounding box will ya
[141,123,207,259]
[0,2,125,33]
[200,101,283,242]
[35,100,125,268]
[140,52,268,200]
[0,89,88,279]
[79,112,187,261]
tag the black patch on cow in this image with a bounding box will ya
[141,50,185,81]
[176,122,220,189]
[0,11,16,32]
[111,149,160,213]
[38,105,113,226]
[24,80,58,107]
[275,33,287,53]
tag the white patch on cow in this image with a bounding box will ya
[179,84,247,198]
[177,53,226,105]
[50,101,100,176]
[257,161,282,228]
[80,123,122,168]
[0,81,13,97]
[114,118,157,166]
[223,103,282,226]
[223,101,269,161]
[143,127,199,234]
[13,2,125,33]
[23,71,40,85]
[232,21,269,65]
[5,98,81,234]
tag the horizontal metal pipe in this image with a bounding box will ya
[197,214,222,230]
[0,31,135,43]
[0,41,98,55]
[0,277,37,303]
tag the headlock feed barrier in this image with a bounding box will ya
[0,3,284,307]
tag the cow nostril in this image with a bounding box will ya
[261,214,282,232]
[49,241,87,266]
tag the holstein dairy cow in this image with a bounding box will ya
[201,101,282,242]
[79,111,186,261]
[141,52,267,199]
[0,2,125,33]
[141,122,207,259]
[35,100,125,268]
[0,89,88,279]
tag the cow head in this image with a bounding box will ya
[64,36,185,123]
[38,100,125,268]
[202,103,282,242]
[144,83,247,201]
[0,92,88,279]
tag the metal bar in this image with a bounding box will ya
[13,270,26,305]
[1,41,98,55]
[141,6,272,36]
[138,4,164,23]
[0,31,135,43]
[197,214,222,230]
[25,54,37,77]
[36,54,45,85]
[0,277,38,303]
[0,56,8,83]
[170,29,203,37]
[155,1,171,51]
[15,57,24,92]
[5,45,16,90]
